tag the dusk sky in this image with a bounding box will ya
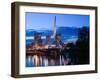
[26,12,90,30]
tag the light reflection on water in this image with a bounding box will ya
[26,53,71,67]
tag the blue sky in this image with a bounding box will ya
[26,12,90,30]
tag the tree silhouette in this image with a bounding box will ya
[78,26,89,41]
[76,26,89,64]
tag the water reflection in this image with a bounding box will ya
[26,52,72,67]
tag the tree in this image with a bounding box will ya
[76,26,89,64]
[78,26,89,41]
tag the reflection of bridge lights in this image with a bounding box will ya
[33,55,40,66]
[27,56,32,64]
